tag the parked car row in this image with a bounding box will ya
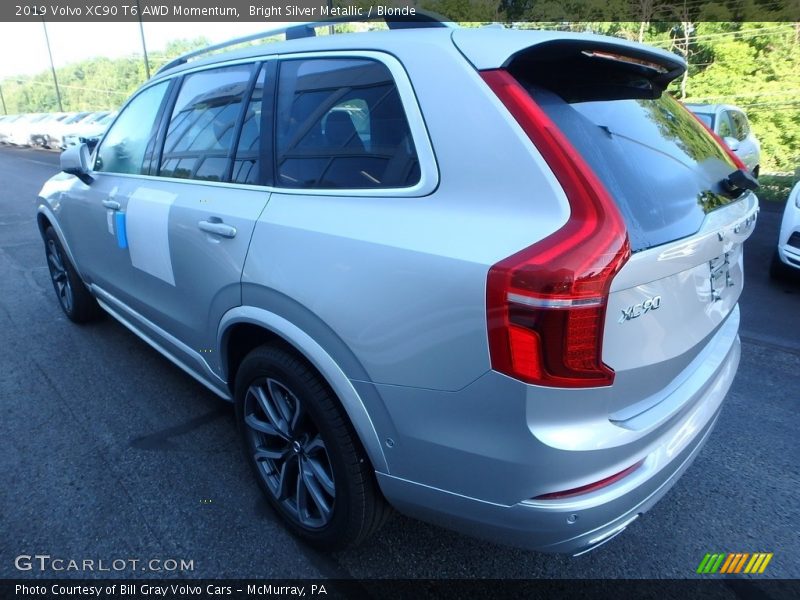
[0,110,116,150]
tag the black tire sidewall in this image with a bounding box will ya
[234,345,362,548]
[44,227,90,321]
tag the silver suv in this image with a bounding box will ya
[37,19,759,554]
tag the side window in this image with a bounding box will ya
[95,82,168,175]
[231,65,268,185]
[275,57,420,189]
[731,111,749,140]
[717,112,734,139]
[159,64,254,182]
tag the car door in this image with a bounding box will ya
[59,80,172,297]
[96,62,272,379]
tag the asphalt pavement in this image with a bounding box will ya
[0,145,797,579]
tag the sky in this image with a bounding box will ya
[0,21,291,80]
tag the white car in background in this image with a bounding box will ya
[0,115,22,144]
[686,104,761,177]
[772,180,800,279]
[30,113,70,148]
[62,112,116,150]
[47,111,94,149]
[7,113,49,146]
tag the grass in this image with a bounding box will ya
[758,172,797,203]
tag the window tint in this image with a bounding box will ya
[275,58,419,189]
[729,111,749,140]
[231,65,268,185]
[160,64,254,182]
[531,88,738,251]
[95,82,168,175]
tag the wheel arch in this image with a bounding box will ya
[218,307,389,473]
[36,205,85,281]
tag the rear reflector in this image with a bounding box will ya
[681,103,747,171]
[534,460,645,500]
[481,69,630,388]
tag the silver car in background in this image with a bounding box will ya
[687,103,761,177]
[37,20,758,554]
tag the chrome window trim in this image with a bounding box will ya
[90,170,272,192]
[268,50,438,197]
[94,51,439,198]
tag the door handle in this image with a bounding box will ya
[102,199,121,210]
[198,219,237,238]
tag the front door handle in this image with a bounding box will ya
[198,219,237,238]
[102,199,121,210]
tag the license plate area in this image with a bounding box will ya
[709,252,734,302]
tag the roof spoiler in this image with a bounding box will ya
[454,29,685,100]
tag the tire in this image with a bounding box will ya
[44,227,102,323]
[769,249,794,281]
[235,344,390,550]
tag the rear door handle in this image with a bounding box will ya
[198,219,237,238]
[102,199,121,210]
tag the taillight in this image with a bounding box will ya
[480,69,631,388]
[681,103,747,171]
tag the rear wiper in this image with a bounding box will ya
[721,168,759,196]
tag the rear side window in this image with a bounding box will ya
[95,82,169,175]
[729,111,749,140]
[717,112,734,138]
[275,57,420,189]
[159,64,254,182]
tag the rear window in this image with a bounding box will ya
[515,79,740,251]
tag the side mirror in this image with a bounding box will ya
[61,143,93,184]
[723,136,740,152]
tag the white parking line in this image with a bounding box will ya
[16,156,59,168]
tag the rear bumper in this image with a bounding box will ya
[373,310,741,554]
[378,399,723,554]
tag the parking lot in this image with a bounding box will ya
[0,144,797,579]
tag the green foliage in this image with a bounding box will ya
[0,37,210,114]
[758,173,796,203]
[1,20,798,173]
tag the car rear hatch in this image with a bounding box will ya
[455,29,758,430]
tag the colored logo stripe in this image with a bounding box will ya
[698,553,773,574]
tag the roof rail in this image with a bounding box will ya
[156,11,455,75]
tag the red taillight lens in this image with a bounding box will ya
[481,69,630,388]
[533,460,644,500]
[680,103,747,171]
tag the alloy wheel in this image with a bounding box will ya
[243,377,336,529]
[46,240,74,314]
